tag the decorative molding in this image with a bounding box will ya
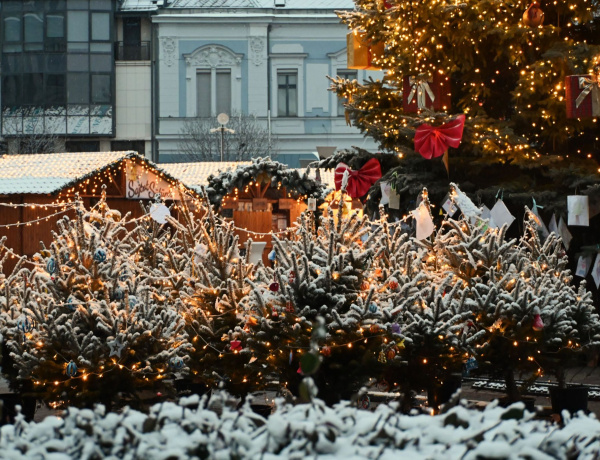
[327,48,348,66]
[184,45,243,69]
[250,36,265,66]
[161,37,177,67]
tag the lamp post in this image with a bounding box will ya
[210,113,235,162]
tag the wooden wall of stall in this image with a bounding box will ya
[0,159,196,274]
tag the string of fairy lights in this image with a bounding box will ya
[338,0,600,164]
[0,158,587,396]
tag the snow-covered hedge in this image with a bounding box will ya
[1,394,600,459]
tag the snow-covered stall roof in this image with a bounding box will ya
[0,151,185,196]
[160,162,251,193]
[160,161,336,192]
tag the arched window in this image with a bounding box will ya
[183,44,243,118]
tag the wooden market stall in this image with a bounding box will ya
[0,151,199,272]
[200,159,329,262]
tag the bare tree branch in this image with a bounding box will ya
[1,110,63,155]
[178,112,278,162]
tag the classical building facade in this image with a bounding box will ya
[0,0,380,165]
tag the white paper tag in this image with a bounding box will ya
[548,213,558,235]
[307,197,317,211]
[489,199,515,229]
[558,216,573,250]
[149,203,171,224]
[441,194,458,216]
[592,254,600,289]
[576,255,593,278]
[388,189,400,209]
[568,195,589,226]
[380,181,391,206]
[412,203,434,240]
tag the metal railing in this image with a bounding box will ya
[115,41,151,61]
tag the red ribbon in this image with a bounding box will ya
[414,114,465,159]
[334,158,382,198]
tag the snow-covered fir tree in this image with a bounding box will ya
[1,191,191,409]
[167,196,258,397]
[242,197,387,404]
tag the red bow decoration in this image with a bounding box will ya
[334,158,382,198]
[414,114,465,160]
[414,114,465,175]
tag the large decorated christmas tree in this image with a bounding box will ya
[330,0,600,214]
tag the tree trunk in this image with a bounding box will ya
[504,368,520,402]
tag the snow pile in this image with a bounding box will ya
[1,394,600,459]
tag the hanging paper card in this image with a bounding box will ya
[567,195,589,226]
[412,203,434,240]
[531,207,549,238]
[548,213,558,235]
[441,194,458,216]
[307,198,317,211]
[592,254,600,289]
[380,181,391,205]
[480,205,495,227]
[149,203,171,224]
[558,217,573,250]
[490,200,515,229]
[452,185,481,219]
[576,255,593,278]
[388,189,400,209]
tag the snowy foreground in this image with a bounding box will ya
[1,394,600,459]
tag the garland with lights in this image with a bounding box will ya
[205,157,329,210]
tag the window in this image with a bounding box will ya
[24,12,44,49]
[196,69,231,117]
[45,74,65,106]
[91,13,109,41]
[277,71,297,117]
[1,75,21,107]
[336,70,357,116]
[91,74,110,103]
[4,15,21,42]
[67,73,89,103]
[65,140,100,152]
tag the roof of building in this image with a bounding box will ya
[0,151,335,197]
[161,161,335,191]
[0,151,187,196]
[119,0,159,12]
[160,161,252,192]
[120,0,354,11]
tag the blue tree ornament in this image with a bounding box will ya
[93,248,107,263]
[268,249,276,262]
[17,317,33,333]
[128,295,137,307]
[113,286,125,301]
[66,361,77,378]
[119,269,130,282]
[369,303,378,313]
[65,295,78,311]
[46,257,56,274]
[169,357,184,370]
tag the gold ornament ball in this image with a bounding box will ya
[523,2,544,27]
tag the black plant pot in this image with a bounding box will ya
[549,386,588,414]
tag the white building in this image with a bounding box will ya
[122,0,380,165]
[0,0,380,166]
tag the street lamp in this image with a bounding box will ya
[210,113,235,162]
